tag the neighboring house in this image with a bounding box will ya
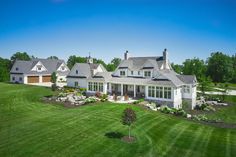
[67,49,197,109]
[67,56,107,88]
[10,58,70,85]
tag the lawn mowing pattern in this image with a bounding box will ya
[0,83,236,157]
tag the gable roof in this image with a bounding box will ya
[67,63,105,78]
[10,59,69,75]
[177,75,197,84]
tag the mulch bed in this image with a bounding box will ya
[121,136,136,143]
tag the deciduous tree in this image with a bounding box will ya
[121,108,136,139]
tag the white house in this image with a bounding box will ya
[67,49,197,109]
[10,58,70,85]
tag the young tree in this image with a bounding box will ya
[51,72,57,84]
[121,108,136,139]
[51,72,57,91]
[198,76,212,96]
[220,83,229,101]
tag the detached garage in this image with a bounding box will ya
[28,76,39,83]
[42,75,51,82]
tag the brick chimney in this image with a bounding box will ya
[163,48,168,69]
[124,50,130,60]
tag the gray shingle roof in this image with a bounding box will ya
[67,63,104,78]
[177,75,197,84]
[117,56,163,71]
[10,59,69,75]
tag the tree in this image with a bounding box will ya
[198,76,212,96]
[206,52,233,83]
[182,58,206,80]
[67,55,87,69]
[10,52,31,63]
[232,54,236,83]
[47,56,59,60]
[51,72,57,84]
[93,58,107,69]
[121,108,136,139]
[111,58,121,67]
[171,63,183,74]
[51,72,57,91]
[0,57,11,82]
[220,83,229,101]
[106,63,116,71]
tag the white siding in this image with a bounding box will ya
[10,74,24,83]
[67,78,87,88]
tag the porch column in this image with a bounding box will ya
[134,84,136,98]
[108,83,112,93]
[103,83,107,94]
[121,84,123,96]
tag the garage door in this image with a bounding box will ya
[42,75,51,82]
[28,76,39,83]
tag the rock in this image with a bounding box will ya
[206,101,217,105]
[217,103,228,106]
[157,107,161,110]
[187,114,192,118]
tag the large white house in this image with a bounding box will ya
[10,58,70,85]
[67,49,197,109]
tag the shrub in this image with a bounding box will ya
[85,97,97,103]
[95,91,102,98]
[160,106,172,114]
[192,114,208,121]
[51,83,57,91]
[101,94,108,102]
[174,109,187,117]
[76,92,82,96]
[79,88,87,92]
[58,92,66,97]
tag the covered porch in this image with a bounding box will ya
[108,83,146,98]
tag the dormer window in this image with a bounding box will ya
[76,70,78,74]
[37,65,42,71]
[38,67,41,71]
[120,71,125,76]
[144,71,151,77]
[16,67,19,71]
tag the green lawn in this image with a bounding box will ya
[0,83,236,157]
[205,95,236,124]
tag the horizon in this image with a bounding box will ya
[0,0,235,64]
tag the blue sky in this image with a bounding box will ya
[0,0,235,64]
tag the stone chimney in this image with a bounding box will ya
[163,48,168,69]
[87,53,93,64]
[124,50,130,60]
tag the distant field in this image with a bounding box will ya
[0,83,236,157]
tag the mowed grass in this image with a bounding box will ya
[0,83,236,157]
[206,95,236,124]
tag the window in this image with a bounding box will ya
[15,67,18,71]
[144,71,151,77]
[74,81,78,87]
[164,87,171,99]
[138,71,140,75]
[61,66,65,71]
[76,70,78,74]
[156,86,163,98]
[131,71,133,75]
[12,77,15,81]
[148,86,155,97]
[38,67,41,71]
[183,85,190,93]
[120,71,125,76]
[88,82,103,92]
[19,77,22,81]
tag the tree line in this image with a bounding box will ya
[0,52,121,82]
[0,51,235,84]
[171,52,236,83]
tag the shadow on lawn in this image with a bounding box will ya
[105,131,124,139]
